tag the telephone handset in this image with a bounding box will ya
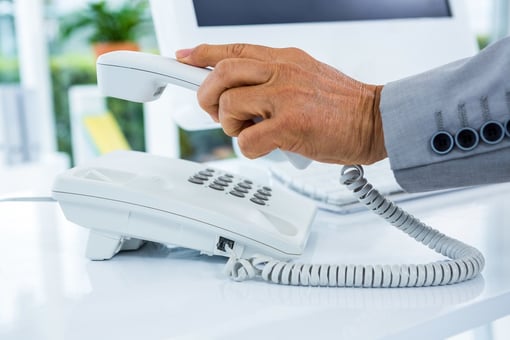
[53,51,485,288]
[96,50,312,169]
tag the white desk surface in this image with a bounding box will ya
[1,180,509,340]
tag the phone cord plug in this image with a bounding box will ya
[223,165,485,287]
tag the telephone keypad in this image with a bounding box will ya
[189,168,272,206]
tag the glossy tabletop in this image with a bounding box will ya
[1,180,509,340]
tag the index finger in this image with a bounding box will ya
[176,43,274,68]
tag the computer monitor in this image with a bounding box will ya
[148,0,477,133]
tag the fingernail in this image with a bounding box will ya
[175,48,193,60]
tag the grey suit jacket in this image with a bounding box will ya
[380,36,510,193]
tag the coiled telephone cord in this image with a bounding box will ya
[224,165,485,287]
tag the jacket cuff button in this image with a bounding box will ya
[455,127,479,151]
[430,131,454,155]
[480,120,504,144]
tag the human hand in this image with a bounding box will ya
[176,43,387,165]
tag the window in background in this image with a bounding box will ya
[0,0,18,82]
[490,0,510,42]
[0,0,22,167]
[48,0,157,165]
[465,0,494,48]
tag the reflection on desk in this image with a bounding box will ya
[0,181,509,340]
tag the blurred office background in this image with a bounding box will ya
[0,0,508,196]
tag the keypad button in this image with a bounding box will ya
[262,186,272,192]
[237,182,252,190]
[229,190,245,198]
[250,197,266,205]
[213,179,229,187]
[257,189,272,197]
[254,193,269,201]
[198,170,214,177]
[243,179,253,185]
[193,174,210,181]
[209,183,225,191]
[233,186,249,194]
[188,177,204,185]
[218,176,233,183]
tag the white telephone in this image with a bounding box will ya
[52,51,485,288]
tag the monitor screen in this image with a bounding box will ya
[192,0,451,27]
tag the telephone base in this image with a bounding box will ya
[53,150,316,261]
[86,230,145,260]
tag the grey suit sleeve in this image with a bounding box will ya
[379,36,510,193]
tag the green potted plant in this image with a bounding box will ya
[60,0,150,58]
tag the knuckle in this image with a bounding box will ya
[213,60,235,83]
[214,59,229,73]
[227,43,247,58]
[196,86,219,118]
[283,47,306,57]
[218,91,233,110]
[218,112,240,138]
[191,43,209,57]
[221,127,236,137]
[196,87,208,108]
[222,124,240,138]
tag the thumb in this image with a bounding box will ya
[176,43,273,68]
